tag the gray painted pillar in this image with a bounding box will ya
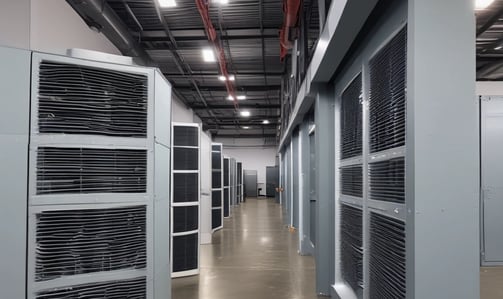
[315,84,335,295]
[407,0,479,297]
[299,120,313,255]
[292,130,300,229]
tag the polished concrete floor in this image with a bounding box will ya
[481,267,503,298]
[172,198,321,299]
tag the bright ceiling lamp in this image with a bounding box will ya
[227,95,235,101]
[242,126,250,129]
[228,75,235,81]
[476,0,494,10]
[216,0,229,4]
[237,95,246,100]
[240,110,251,117]
[158,0,177,7]
[202,48,216,62]
[262,120,270,124]
[218,75,235,81]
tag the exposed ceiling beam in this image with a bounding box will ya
[174,85,280,92]
[192,104,280,110]
[136,28,280,41]
[477,7,503,37]
[162,71,284,77]
[211,133,278,138]
[201,115,281,120]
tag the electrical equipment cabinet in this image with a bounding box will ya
[0,47,172,299]
[211,143,224,231]
[171,123,200,277]
[223,157,231,217]
[230,158,237,206]
[237,162,243,202]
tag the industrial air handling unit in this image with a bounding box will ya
[0,46,172,299]
[211,143,224,231]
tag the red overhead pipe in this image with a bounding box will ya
[279,0,301,61]
[195,0,238,109]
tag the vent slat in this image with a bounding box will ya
[37,147,147,194]
[340,204,363,291]
[212,191,222,207]
[37,61,148,137]
[340,166,363,197]
[369,212,406,299]
[173,126,198,147]
[173,173,198,203]
[369,157,405,203]
[173,147,199,170]
[36,277,146,298]
[172,233,198,272]
[341,74,363,159]
[223,187,230,217]
[173,206,199,233]
[212,209,222,229]
[369,27,407,153]
[36,206,146,282]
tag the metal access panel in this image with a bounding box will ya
[237,162,243,203]
[481,96,503,265]
[211,143,224,231]
[223,157,231,217]
[230,158,237,206]
[244,170,258,197]
[266,166,279,197]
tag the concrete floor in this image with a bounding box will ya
[172,198,321,299]
[481,267,503,299]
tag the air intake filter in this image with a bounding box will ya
[172,233,198,273]
[340,165,363,197]
[211,143,224,231]
[173,206,199,233]
[173,173,198,203]
[369,212,406,299]
[340,204,363,292]
[369,157,405,203]
[341,74,363,159]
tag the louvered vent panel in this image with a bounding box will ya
[341,74,363,159]
[37,61,147,137]
[212,210,222,229]
[340,165,363,197]
[340,204,363,291]
[212,145,221,151]
[173,173,198,202]
[369,157,405,203]
[173,147,198,170]
[36,277,146,299]
[173,126,198,146]
[237,163,242,184]
[223,159,229,186]
[172,233,198,272]
[212,191,222,207]
[212,152,222,170]
[223,188,230,217]
[369,212,406,299]
[173,206,199,233]
[369,27,407,153]
[36,206,146,281]
[37,147,146,195]
[212,171,222,188]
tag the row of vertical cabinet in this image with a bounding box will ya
[170,125,244,278]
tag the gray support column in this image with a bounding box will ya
[299,120,313,255]
[315,84,335,295]
[292,130,300,229]
[407,0,479,298]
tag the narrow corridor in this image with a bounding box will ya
[172,198,321,299]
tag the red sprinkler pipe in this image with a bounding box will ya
[279,0,301,61]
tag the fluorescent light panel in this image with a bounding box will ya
[476,0,494,9]
[202,48,216,62]
[240,110,251,117]
[227,95,234,101]
[242,126,250,129]
[262,120,270,124]
[237,95,246,100]
[158,0,177,7]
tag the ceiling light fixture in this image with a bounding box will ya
[240,110,251,117]
[495,45,503,50]
[227,95,235,101]
[218,0,229,4]
[262,120,270,124]
[228,75,235,81]
[242,126,250,129]
[476,0,494,10]
[218,75,227,81]
[158,0,177,7]
[202,48,216,62]
[237,95,246,100]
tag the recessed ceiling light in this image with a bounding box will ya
[242,126,250,129]
[495,45,503,50]
[227,95,235,101]
[237,95,246,100]
[158,0,177,7]
[228,75,235,81]
[476,0,494,9]
[240,110,251,117]
[202,48,216,62]
[218,75,227,81]
[262,120,270,124]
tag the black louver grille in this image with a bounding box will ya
[37,147,146,195]
[369,212,406,299]
[237,163,242,184]
[340,204,363,292]
[223,159,229,186]
[369,157,405,203]
[36,277,146,299]
[173,147,198,170]
[172,233,198,272]
[369,27,407,153]
[212,145,221,151]
[173,127,198,146]
[223,188,230,217]
[173,173,198,202]
[36,206,146,281]
[212,210,222,229]
[341,74,363,159]
[212,152,222,170]
[212,171,222,188]
[340,165,363,197]
[37,61,148,137]
[173,206,199,233]
[212,191,222,207]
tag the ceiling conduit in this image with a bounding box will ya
[279,0,301,61]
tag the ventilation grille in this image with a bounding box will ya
[340,165,363,197]
[173,173,198,203]
[212,144,221,151]
[223,159,229,186]
[36,206,146,281]
[340,204,363,291]
[212,210,222,229]
[369,212,406,299]
[36,277,146,299]
[212,152,222,170]
[173,126,198,146]
[212,171,222,188]
[369,27,407,153]
[173,206,199,233]
[212,191,222,207]
[237,163,242,184]
[172,233,198,272]
[223,188,230,217]
[173,148,198,170]
[369,157,405,203]
[37,61,148,137]
[36,147,146,195]
[341,74,363,159]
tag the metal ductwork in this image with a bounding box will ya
[66,0,153,66]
